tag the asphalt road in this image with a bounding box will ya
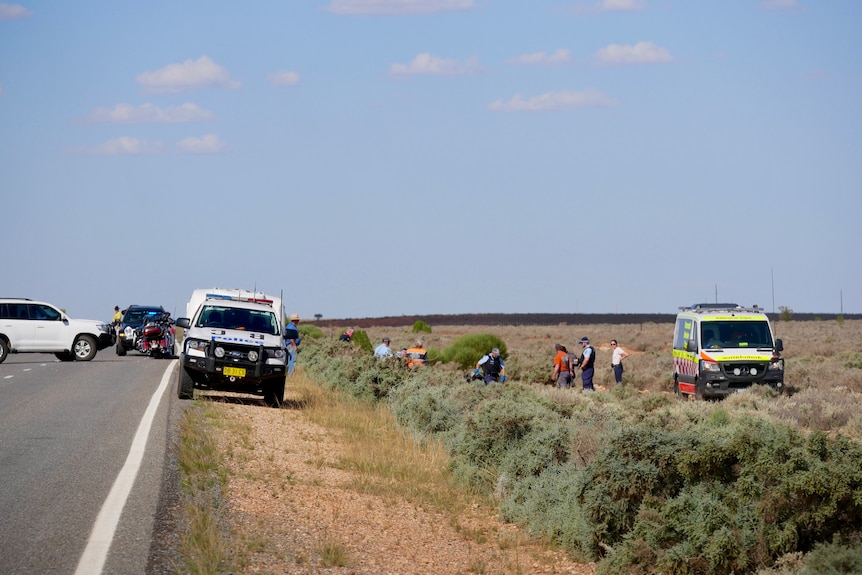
[0,351,182,575]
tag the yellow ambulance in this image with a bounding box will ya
[672,303,785,399]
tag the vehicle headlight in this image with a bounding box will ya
[186,339,208,357]
[99,323,111,333]
[248,350,259,362]
[701,361,721,372]
[214,346,225,358]
[268,348,286,360]
[124,326,135,338]
[769,359,784,371]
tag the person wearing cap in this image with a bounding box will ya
[475,348,506,385]
[112,305,122,325]
[374,336,394,359]
[551,343,572,389]
[577,337,596,391]
[285,313,302,375]
[610,339,629,385]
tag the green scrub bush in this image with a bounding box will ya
[441,333,507,370]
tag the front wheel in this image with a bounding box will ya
[0,339,8,364]
[177,367,195,400]
[263,378,286,408]
[55,351,75,362]
[694,379,706,401]
[673,376,683,400]
[73,335,98,361]
[116,342,127,356]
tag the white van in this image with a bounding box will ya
[672,303,784,399]
[175,288,287,406]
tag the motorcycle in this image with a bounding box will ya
[135,311,175,358]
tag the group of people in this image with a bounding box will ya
[550,337,629,390]
[362,330,630,391]
[373,336,427,368]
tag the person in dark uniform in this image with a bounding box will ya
[475,348,506,385]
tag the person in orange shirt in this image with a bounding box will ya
[404,341,427,368]
[551,343,572,389]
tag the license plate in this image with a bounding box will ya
[223,366,246,377]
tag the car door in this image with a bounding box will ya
[4,303,37,350]
[29,304,68,350]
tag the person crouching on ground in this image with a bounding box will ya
[475,348,506,385]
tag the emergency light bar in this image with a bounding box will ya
[204,293,274,306]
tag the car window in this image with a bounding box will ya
[32,304,61,321]
[0,303,9,319]
[197,305,277,334]
[10,304,29,319]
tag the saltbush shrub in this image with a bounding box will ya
[297,336,862,575]
[412,320,432,334]
[298,324,323,339]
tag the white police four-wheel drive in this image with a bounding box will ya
[672,303,784,400]
[175,288,287,406]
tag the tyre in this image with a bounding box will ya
[694,379,706,401]
[116,342,127,356]
[0,338,9,364]
[73,335,98,361]
[673,376,683,400]
[55,351,75,361]
[263,377,286,408]
[177,367,195,400]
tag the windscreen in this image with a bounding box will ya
[701,321,774,349]
[196,305,278,335]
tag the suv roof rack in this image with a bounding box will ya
[679,303,765,314]
[0,297,33,301]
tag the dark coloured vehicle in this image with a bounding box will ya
[116,305,167,356]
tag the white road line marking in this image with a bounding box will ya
[23,368,31,372]
[3,375,13,379]
[74,360,176,575]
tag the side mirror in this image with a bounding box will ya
[685,339,698,352]
[176,317,191,329]
[774,338,783,352]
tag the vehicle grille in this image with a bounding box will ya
[722,362,767,379]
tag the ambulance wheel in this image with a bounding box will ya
[673,376,683,399]
[694,379,706,401]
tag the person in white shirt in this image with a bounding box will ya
[610,339,629,385]
[374,337,394,359]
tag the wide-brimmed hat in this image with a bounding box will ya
[290,313,300,321]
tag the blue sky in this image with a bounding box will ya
[1,0,860,321]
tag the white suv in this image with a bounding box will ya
[0,298,115,363]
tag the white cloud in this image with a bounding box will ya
[136,56,240,93]
[0,3,32,19]
[564,0,646,15]
[84,102,214,124]
[760,0,797,10]
[594,41,673,65]
[601,0,646,11]
[506,49,572,66]
[327,0,473,15]
[73,137,166,156]
[488,89,619,111]
[390,53,481,76]
[268,71,301,86]
[175,134,226,154]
